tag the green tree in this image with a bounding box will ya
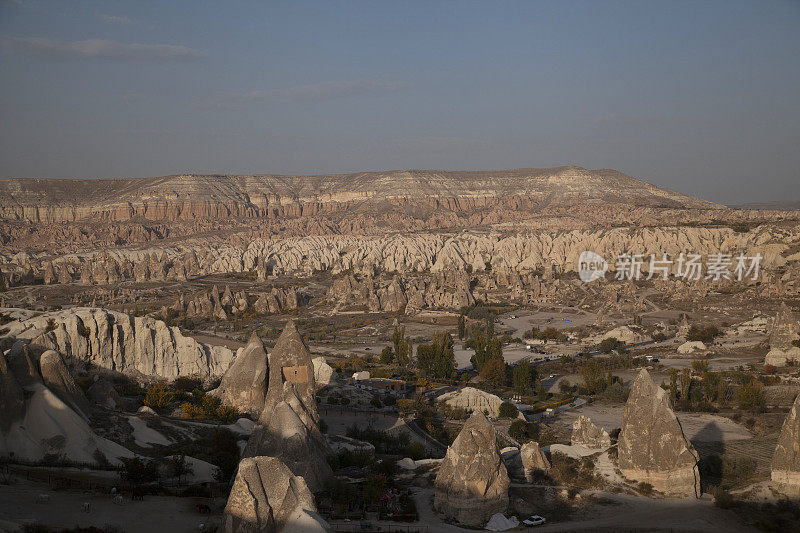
[379,346,394,365]
[687,325,722,342]
[580,360,606,394]
[737,377,764,410]
[669,368,679,404]
[499,401,518,418]
[169,454,194,486]
[487,336,503,362]
[480,358,507,388]
[597,337,621,353]
[680,367,692,401]
[393,325,413,368]
[120,457,159,488]
[469,329,488,371]
[458,315,466,340]
[416,332,456,380]
[512,360,535,396]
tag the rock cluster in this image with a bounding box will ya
[4,308,234,380]
[771,393,800,490]
[438,387,507,419]
[0,350,132,464]
[617,369,700,497]
[175,285,305,320]
[520,441,550,482]
[222,456,328,533]
[242,321,332,492]
[0,352,24,432]
[571,415,612,450]
[765,303,800,366]
[211,332,269,417]
[39,350,90,418]
[86,378,123,410]
[434,411,510,527]
[328,272,475,314]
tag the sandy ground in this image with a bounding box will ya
[555,404,752,443]
[405,487,758,533]
[533,492,758,533]
[0,477,219,532]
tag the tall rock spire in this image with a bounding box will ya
[618,368,700,497]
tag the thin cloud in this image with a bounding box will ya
[198,80,407,108]
[98,14,134,25]
[1,36,204,62]
[390,136,493,152]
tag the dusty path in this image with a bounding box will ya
[534,492,758,532]
[0,477,219,532]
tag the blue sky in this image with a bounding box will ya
[1,0,798,204]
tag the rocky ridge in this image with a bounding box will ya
[0,307,235,380]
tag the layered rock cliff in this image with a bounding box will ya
[0,167,721,224]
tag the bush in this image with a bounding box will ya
[143,382,174,410]
[597,337,622,353]
[370,397,383,409]
[687,325,721,343]
[403,442,426,461]
[711,486,735,509]
[498,401,518,419]
[509,419,539,442]
[382,394,396,406]
[172,376,203,392]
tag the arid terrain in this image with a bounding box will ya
[1,167,800,532]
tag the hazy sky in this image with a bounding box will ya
[1,1,798,205]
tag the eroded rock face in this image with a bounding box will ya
[0,352,24,432]
[86,378,122,410]
[243,321,332,492]
[312,357,334,390]
[618,369,700,497]
[222,456,328,533]
[571,415,611,450]
[39,350,90,419]
[4,308,234,380]
[211,333,269,416]
[433,411,510,527]
[771,393,800,489]
[438,387,506,419]
[520,441,550,483]
[765,303,800,366]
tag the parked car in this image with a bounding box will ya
[523,515,547,526]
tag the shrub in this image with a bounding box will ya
[687,325,721,342]
[143,383,174,410]
[370,397,383,409]
[597,337,622,353]
[498,401,518,419]
[403,442,426,461]
[509,419,539,442]
[382,394,396,406]
[637,482,653,495]
[710,486,735,508]
[172,376,203,392]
